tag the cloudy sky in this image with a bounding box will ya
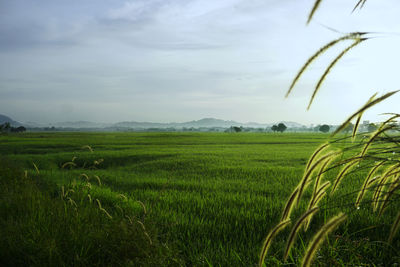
[1,0,400,125]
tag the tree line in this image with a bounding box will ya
[0,122,26,133]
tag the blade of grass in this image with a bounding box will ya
[259,219,291,267]
[307,38,367,110]
[286,33,366,98]
[301,213,347,267]
[332,90,399,136]
[284,207,319,261]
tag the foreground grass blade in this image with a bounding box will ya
[286,33,366,98]
[306,143,329,171]
[302,213,347,267]
[352,0,368,12]
[259,219,291,267]
[282,187,299,221]
[312,156,334,201]
[353,93,377,138]
[331,159,360,195]
[307,0,323,24]
[307,39,366,110]
[360,124,396,157]
[310,181,330,209]
[332,90,399,136]
[297,151,339,206]
[355,161,385,207]
[284,207,319,261]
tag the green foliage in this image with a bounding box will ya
[277,123,287,133]
[271,123,287,132]
[368,123,377,132]
[0,123,26,133]
[232,126,242,132]
[319,124,330,133]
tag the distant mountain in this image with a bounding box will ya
[113,118,306,129]
[51,121,112,128]
[0,114,21,126]
[114,118,243,129]
[4,116,307,129]
[180,118,242,128]
[113,121,174,128]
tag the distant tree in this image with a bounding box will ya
[344,122,354,133]
[367,123,377,132]
[232,126,242,132]
[0,122,11,133]
[277,123,287,133]
[271,125,278,132]
[16,126,26,133]
[4,122,11,131]
[319,124,330,133]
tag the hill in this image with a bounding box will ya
[0,114,21,126]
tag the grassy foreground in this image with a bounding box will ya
[1,132,399,266]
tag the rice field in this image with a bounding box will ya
[1,132,399,266]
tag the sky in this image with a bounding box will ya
[1,0,400,125]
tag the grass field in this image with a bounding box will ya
[1,132,399,266]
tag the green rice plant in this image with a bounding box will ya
[389,211,400,244]
[1,131,330,265]
[60,150,104,171]
[0,158,182,266]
